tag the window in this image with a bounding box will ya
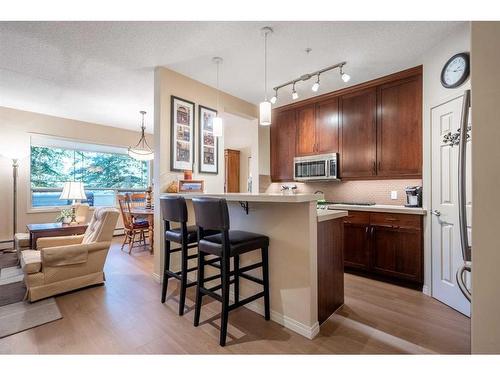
[30,136,149,208]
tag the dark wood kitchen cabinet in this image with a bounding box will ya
[343,211,370,270]
[316,98,340,154]
[343,211,423,288]
[376,75,422,177]
[295,98,340,157]
[270,109,296,182]
[270,66,422,182]
[295,104,316,156]
[340,88,377,178]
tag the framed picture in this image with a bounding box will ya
[198,105,219,174]
[178,179,204,193]
[170,96,195,172]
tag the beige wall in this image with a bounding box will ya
[0,106,152,246]
[153,67,258,277]
[471,22,500,354]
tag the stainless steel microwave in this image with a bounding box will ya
[293,153,339,181]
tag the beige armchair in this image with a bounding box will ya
[20,207,119,302]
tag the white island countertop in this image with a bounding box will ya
[160,192,319,203]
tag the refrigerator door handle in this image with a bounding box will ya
[458,89,471,263]
[456,262,472,302]
[456,89,472,301]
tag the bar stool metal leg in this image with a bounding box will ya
[262,246,270,321]
[161,239,171,303]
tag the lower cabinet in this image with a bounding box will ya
[343,211,423,287]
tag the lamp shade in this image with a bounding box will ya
[259,101,272,126]
[59,181,86,201]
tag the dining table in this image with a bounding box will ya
[129,207,155,253]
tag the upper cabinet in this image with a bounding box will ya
[316,98,340,154]
[340,88,377,178]
[376,75,422,177]
[296,105,316,156]
[270,66,422,182]
[270,109,296,182]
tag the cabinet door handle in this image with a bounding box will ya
[365,226,369,238]
[372,161,376,174]
[370,226,375,237]
[378,161,381,171]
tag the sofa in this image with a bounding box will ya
[20,207,119,302]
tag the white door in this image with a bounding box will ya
[431,94,471,317]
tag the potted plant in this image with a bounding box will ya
[55,208,73,224]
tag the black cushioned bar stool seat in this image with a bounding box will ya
[165,225,200,244]
[192,197,270,346]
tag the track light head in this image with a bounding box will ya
[311,74,320,92]
[292,83,299,100]
[270,89,278,104]
[340,65,351,82]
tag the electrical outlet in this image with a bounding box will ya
[390,191,398,200]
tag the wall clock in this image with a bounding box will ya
[441,52,470,89]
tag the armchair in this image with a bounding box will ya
[20,207,119,302]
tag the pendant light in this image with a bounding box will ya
[128,111,154,161]
[212,57,223,137]
[259,26,273,126]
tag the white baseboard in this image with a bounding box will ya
[422,284,431,296]
[151,271,320,340]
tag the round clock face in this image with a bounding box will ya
[441,53,470,88]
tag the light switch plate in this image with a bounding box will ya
[390,191,398,200]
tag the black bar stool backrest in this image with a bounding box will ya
[192,197,230,232]
[160,196,188,223]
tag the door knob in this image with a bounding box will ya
[431,210,441,217]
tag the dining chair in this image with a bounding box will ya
[117,194,149,254]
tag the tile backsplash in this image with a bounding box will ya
[266,179,422,206]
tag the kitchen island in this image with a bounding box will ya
[158,192,347,339]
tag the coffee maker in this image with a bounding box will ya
[405,186,422,207]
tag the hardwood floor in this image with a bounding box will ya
[0,237,470,354]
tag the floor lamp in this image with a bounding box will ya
[12,158,18,241]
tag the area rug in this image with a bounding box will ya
[0,298,62,338]
[0,252,25,307]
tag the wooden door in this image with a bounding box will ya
[295,105,316,156]
[343,211,370,270]
[270,109,297,182]
[224,149,240,192]
[340,88,377,178]
[316,98,339,154]
[377,75,422,177]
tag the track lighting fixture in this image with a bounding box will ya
[311,74,320,92]
[271,61,350,104]
[292,82,299,100]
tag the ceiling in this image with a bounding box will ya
[0,21,465,132]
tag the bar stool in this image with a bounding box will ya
[192,197,270,346]
[160,196,219,315]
